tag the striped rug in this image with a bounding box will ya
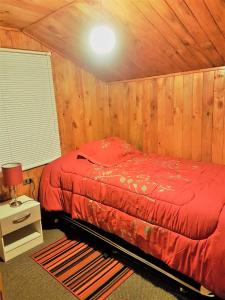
[32,236,133,300]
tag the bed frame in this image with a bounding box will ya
[43,211,215,298]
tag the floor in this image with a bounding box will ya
[0,228,212,300]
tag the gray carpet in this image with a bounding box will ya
[0,229,198,300]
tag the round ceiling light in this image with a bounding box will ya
[89,25,116,54]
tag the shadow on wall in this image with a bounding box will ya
[0,177,9,203]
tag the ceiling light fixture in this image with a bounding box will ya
[89,25,116,55]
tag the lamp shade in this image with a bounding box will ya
[1,163,23,187]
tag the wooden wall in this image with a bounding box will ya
[0,27,109,200]
[108,67,225,165]
[1,26,225,202]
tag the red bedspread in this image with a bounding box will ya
[39,138,225,299]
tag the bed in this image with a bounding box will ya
[39,137,225,299]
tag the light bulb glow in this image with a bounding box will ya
[89,25,115,54]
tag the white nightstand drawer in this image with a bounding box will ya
[0,195,43,261]
[0,205,40,236]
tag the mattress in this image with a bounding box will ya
[39,137,225,299]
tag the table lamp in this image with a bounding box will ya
[1,163,23,207]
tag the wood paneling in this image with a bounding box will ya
[108,66,225,164]
[0,1,73,29]
[0,27,109,201]
[1,0,225,81]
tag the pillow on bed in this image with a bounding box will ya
[77,137,139,167]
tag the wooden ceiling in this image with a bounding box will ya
[1,0,225,81]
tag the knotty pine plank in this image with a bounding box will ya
[142,79,159,154]
[156,77,167,155]
[201,71,214,162]
[191,73,203,161]
[182,74,193,160]
[173,75,184,158]
[164,77,175,156]
[212,70,225,163]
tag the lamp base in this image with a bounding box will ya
[10,200,22,207]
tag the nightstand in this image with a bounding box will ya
[0,195,43,261]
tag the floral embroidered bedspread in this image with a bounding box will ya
[39,138,225,299]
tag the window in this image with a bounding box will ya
[0,48,61,170]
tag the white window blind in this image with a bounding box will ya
[0,48,61,170]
